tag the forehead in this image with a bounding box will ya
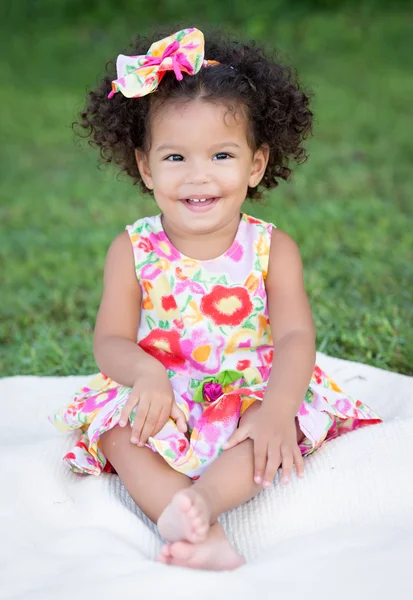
[149,99,249,147]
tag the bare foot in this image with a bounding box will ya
[157,522,245,571]
[157,488,211,544]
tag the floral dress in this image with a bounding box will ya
[50,213,382,479]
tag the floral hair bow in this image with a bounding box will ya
[108,27,219,99]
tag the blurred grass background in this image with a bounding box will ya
[1,0,412,376]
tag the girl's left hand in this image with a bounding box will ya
[222,406,304,488]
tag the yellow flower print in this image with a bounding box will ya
[183,300,204,326]
[244,273,260,294]
[149,275,180,320]
[326,375,343,392]
[225,328,260,354]
[258,314,273,344]
[179,259,200,279]
[142,280,154,310]
[255,233,270,279]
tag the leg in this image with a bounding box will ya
[161,402,304,569]
[100,425,192,524]
[101,425,209,544]
[195,402,305,521]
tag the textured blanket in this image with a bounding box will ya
[1,353,412,600]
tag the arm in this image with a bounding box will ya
[263,228,316,419]
[93,231,162,388]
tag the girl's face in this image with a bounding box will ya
[136,99,268,238]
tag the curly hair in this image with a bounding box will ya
[76,28,313,200]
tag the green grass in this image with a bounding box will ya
[1,11,412,376]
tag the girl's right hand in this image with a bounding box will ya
[118,365,187,446]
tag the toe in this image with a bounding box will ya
[157,553,168,564]
[158,544,172,560]
[170,541,194,561]
[176,490,193,512]
[188,507,200,523]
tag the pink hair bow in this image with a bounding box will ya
[108,28,218,99]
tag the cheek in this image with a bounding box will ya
[152,165,180,188]
[218,164,250,191]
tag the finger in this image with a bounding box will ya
[294,445,305,479]
[139,404,163,446]
[153,405,171,437]
[119,390,139,427]
[170,402,187,433]
[263,443,281,488]
[253,440,268,485]
[222,425,249,450]
[280,445,294,485]
[130,397,150,444]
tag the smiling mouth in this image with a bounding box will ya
[182,197,219,206]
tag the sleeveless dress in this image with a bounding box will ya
[50,213,382,479]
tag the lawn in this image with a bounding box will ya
[1,10,412,376]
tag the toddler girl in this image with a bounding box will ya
[51,27,381,571]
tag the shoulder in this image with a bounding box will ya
[266,228,304,290]
[106,230,133,261]
[104,231,138,290]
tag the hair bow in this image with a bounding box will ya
[108,28,218,99]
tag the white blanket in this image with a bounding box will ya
[1,353,412,600]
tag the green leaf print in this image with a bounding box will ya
[304,389,313,404]
[146,315,156,330]
[176,30,186,41]
[254,258,261,271]
[137,253,157,270]
[194,54,202,72]
[254,298,264,312]
[192,269,202,282]
[216,275,229,285]
[126,64,137,74]
[167,369,175,378]
[159,320,170,330]
[241,318,256,330]
[181,295,192,314]
[164,448,177,459]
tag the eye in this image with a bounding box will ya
[213,152,233,160]
[165,154,184,162]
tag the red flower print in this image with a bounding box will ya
[236,359,251,371]
[178,439,188,454]
[139,328,185,369]
[191,475,200,481]
[313,365,323,384]
[173,318,184,330]
[64,452,76,460]
[245,216,262,224]
[161,295,178,312]
[137,236,153,253]
[200,285,253,326]
[202,393,241,425]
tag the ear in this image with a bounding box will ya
[135,149,154,190]
[248,144,270,188]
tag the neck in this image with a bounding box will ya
[161,213,242,261]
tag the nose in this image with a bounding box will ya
[186,159,211,186]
